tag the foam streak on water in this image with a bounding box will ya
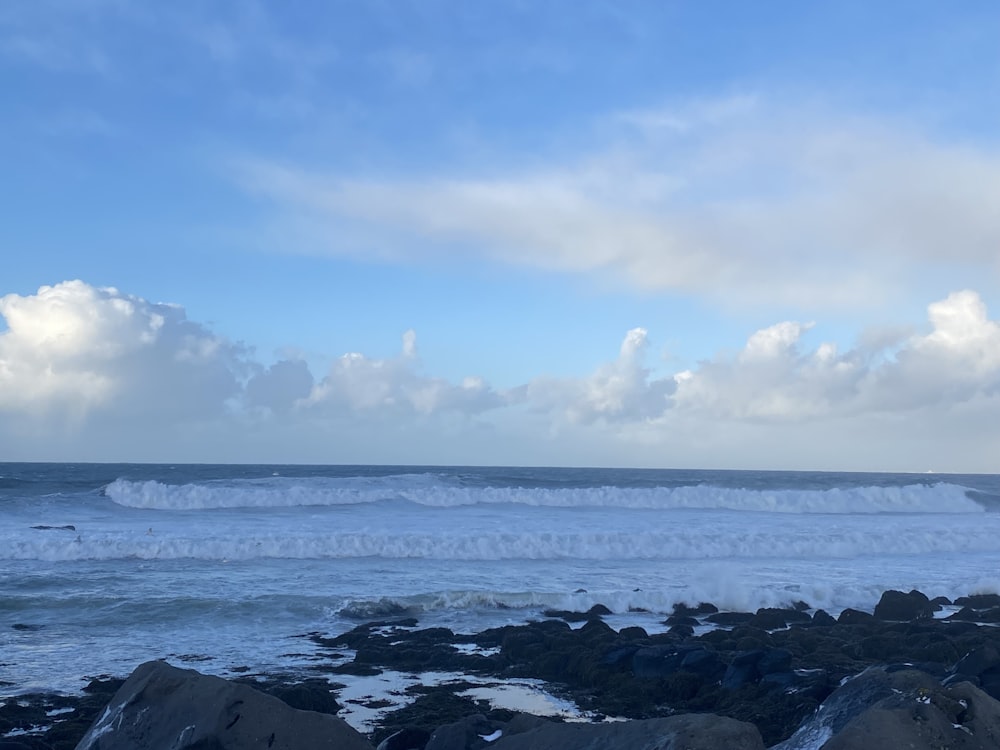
[2,463,1000,696]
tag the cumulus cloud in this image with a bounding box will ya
[526,328,675,425]
[235,95,1000,309]
[0,280,246,422]
[301,330,512,419]
[5,280,1000,470]
[673,290,1000,421]
[245,359,314,414]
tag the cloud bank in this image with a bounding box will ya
[2,281,1000,470]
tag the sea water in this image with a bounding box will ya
[3,463,1000,697]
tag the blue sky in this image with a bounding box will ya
[2,1,1000,470]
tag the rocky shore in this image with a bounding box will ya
[7,589,1000,749]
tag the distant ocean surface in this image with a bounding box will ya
[4,463,1000,697]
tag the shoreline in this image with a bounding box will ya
[7,588,1000,748]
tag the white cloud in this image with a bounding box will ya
[235,95,1000,309]
[526,328,675,425]
[0,280,245,422]
[301,330,512,419]
[673,290,1000,421]
[4,281,1000,471]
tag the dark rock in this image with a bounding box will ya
[749,608,810,630]
[771,667,917,749]
[948,606,984,622]
[955,644,1000,676]
[668,624,695,638]
[722,650,765,690]
[424,713,502,750]
[976,607,1000,623]
[376,727,431,750]
[873,589,935,621]
[74,660,372,750]
[706,611,754,626]
[603,645,639,668]
[930,596,952,606]
[632,646,683,679]
[487,713,765,750]
[672,602,719,616]
[616,625,647,640]
[820,676,1000,750]
[757,648,793,675]
[759,671,797,691]
[679,648,725,680]
[664,614,700,627]
[791,600,811,611]
[955,593,1000,609]
[837,608,876,625]
[587,604,612,616]
[812,609,837,626]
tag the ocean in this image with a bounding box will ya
[3,463,1000,699]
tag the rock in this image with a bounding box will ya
[955,594,1000,610]
[955,645,1000,677]
[616,625,648,640]
[424,713,503,750]
[837,608,876,625]
[376,727,431,750]
[873,589,936,621]
[75,660,373,750]
[664,614,700,626]
[757,648,793,675]
[821,678,1000,749]
[672,602,719,617]
[706,611,754,626]
[749,608,811,630]
[812,609,837,626]
[771,667,922,749]
[486,713,765,750]
[722,650,766,690]
[632,646,684,679]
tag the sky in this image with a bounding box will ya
[2,1,1000,471]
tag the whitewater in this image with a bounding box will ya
[3,463,1000,697]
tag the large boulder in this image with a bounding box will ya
[821,678,1000,749]
[873,589,936,621]
[74,660,373,750]
[485,713,765,750]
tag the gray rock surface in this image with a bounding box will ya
[425,712,765,750]
[74,660,373,750]
[822,678,1000,749]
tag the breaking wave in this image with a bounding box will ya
[103,476,984,514]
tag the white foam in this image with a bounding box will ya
[104,477,984,514]
[8,520,1000,563]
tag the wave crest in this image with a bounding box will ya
[103,476,984,514]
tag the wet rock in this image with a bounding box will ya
[954,645,1000,677]
[837,608,876,625]
[672,602,719,617]
[376,727,431,750]
[75,660,373,750]
[722,650,766,690]
[812,609,837,626]
[821,677,1000,749]
[873,589,936,621]
[424,713,503,750]
[749,608,811,630]
[757,648,793,675]
[955,594,1000,610]
[487,713,765,750]
[706,611,754,626]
